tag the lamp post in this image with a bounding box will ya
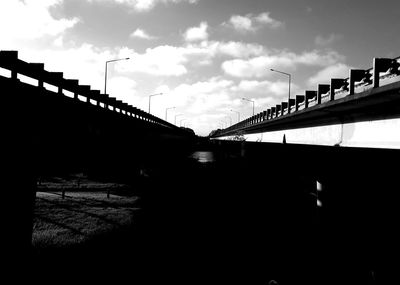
[165,107,175,121]
[104,57,130,94]
[270,68,291,103]
[242,98,255,116]
[148,92,163,114]
[230,109,240,123]
[174,114,183,125]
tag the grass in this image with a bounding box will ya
[33,174,140,252]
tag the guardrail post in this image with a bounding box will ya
[350,69,372,95]
[78,85,90,103]
[103,94,110,109]
[296,95,304,111]
[373,58,400,88]
[288,99,295,114]
[91,90,100,105]
[330,79,348,101]
[48,72,64,95]
[30,63,45,88]
[271,107,276,118]
[318,84,330,104]
[0,51,18,80]
[276,105,281,117]
[282,102,288,116]
[305,91,317,108]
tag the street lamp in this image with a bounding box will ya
[104,57,130,94]
[148,92,163,114]
[242,98,255,116]
[174,114,183,125]
[165,106,175,121]
[270,68,291,104]
[230,109,240,123]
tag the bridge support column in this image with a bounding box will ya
[3,127,37,269]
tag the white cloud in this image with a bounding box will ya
[107,76,138,105]
[130,28,157,40]
[315,34,343,46]
[88,0,198,11]
[231,80,301,107]
[150,76,302,135]
[116,40,269,76]
[0,0,79,45]
[224,12,283,33]
[221,50,345,78]
[117,45,188,76]
[149,77,236,131]
[255,12,284,29]
[216,41,265,58]
[228,15,255,33]
[184,22,209,42]
[233,80,288,96]
[307,63,351,87]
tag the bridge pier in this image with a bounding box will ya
[210,139,400,284]
[3,110,37,268]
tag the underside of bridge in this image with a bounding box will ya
[2,52,399,284]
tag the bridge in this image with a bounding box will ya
[2,50,399,283]
[1,50,195,264]
[212,56,400,148]
[209,55,400,284]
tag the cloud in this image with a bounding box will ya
[233,80,289,96]
[147,77,239,134]
[150,77,303,135]
[221,50,345,78]
[307,63,351,87]
[216,41,265,58]
[254,12,284,29]
[130,28,157,40]
[116,40,270,76]
[315,34,343,46]
[231,79,301,107]
[117,45,188,76]
[87,0,198,11]
[106,76,138,105]
[184,22,209,42]
[228,15,255,33]
[224,12,283,33]
[0,0,79,45]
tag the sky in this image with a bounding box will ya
[1,0,400,136]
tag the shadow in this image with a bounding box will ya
[35,196,134,228]
[40,190,140,210]
[34,215,86,237]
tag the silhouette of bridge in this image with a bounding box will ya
[1,50,195,263]
[2,50,399,283]
[209,55,400,284]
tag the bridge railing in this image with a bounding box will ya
[0,50,182,132]
[214,56,400,138]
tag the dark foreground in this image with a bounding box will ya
[11,142,398,284]
[31,155,315,284]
